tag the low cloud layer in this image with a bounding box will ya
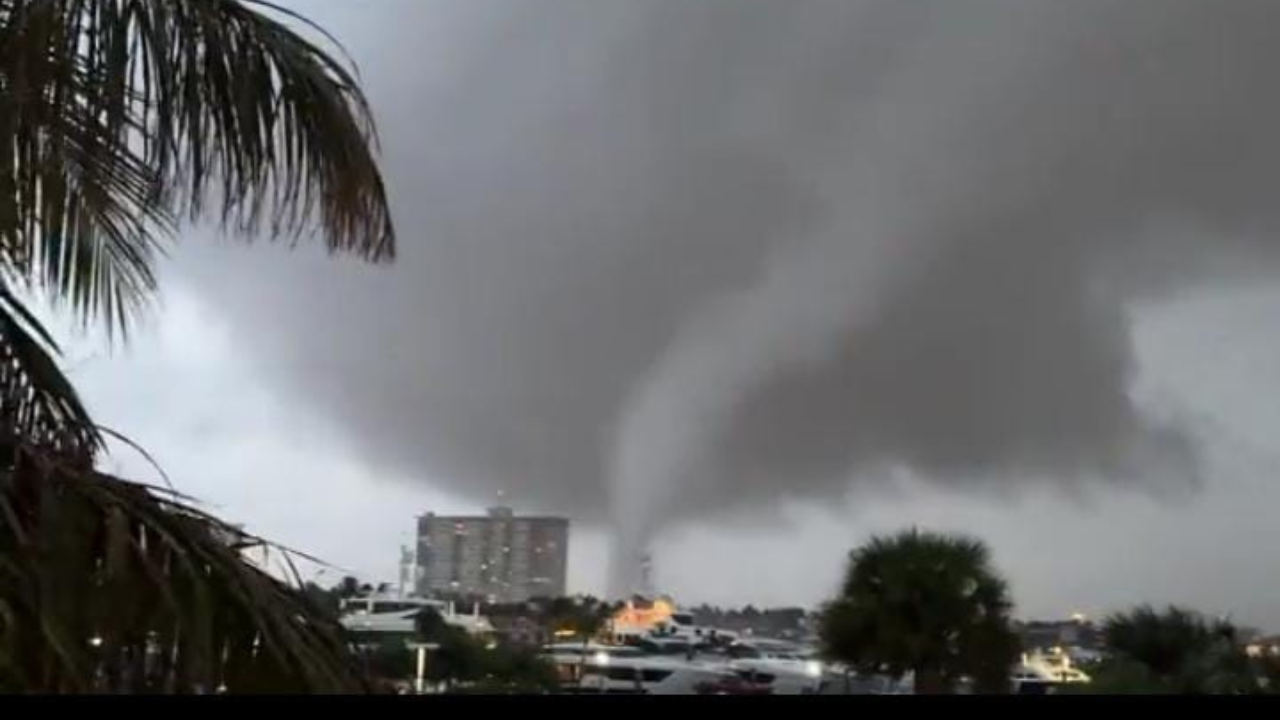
[177,1,1280,594]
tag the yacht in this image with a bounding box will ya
[647,610,739,645]
[1010,649,1092,694]
[722,639,826,695]
[540,639,824,694]
[538,642,649,688]
[338,592,494,637]
[572,653,754,694]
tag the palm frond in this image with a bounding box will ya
[0,282,99,458]
[0,0,395,336]
[0,443,365,693]
[0,0,394,692]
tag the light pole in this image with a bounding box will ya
[415,644,428,694]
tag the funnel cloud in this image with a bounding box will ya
[178,0,1280,597]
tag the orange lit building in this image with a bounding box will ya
[609,596,678,639]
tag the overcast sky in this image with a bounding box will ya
[46,0,1280,629]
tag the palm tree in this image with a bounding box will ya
[0,0,393,692]
[818,529,1020,694]
[1094,606,1257,694]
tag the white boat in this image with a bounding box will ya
[723,639,825,694]
[338,592,494,637]
[647,610,739,645]
[539,638,824,694]
[1010,648,1091,694]
[574,653,747,695]
[539,642,648,667]
[538,642,649,688]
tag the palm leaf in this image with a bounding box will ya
[0,0,395,338]
[0,284,99,458]
[0,0,397,693]
[0,442,366,693]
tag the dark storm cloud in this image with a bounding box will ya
[181,0,1280,593]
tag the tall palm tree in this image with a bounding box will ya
[818,529,1020,694]
[0,0,393,692]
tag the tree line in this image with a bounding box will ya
[817,528,1280,694]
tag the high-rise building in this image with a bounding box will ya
[415,506,569,602]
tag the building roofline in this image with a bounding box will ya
[418,514,569,523]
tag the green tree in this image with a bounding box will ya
[363,640,414,687]
[0,0,393,693]
[1087,606,1258,694]
[414,607,454,645]
[301,582,341,619]
[336,576,363,600]
[543,595,610,647]
[459,643,558,694]
[410,608,556,693]
[819,529,1020,694]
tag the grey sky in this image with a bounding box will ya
[46,0,1280,628]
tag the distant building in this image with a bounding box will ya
[416,506,568,602]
